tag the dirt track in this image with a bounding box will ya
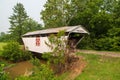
[78,50,120,58]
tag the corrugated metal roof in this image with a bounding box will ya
[22,25,89,36]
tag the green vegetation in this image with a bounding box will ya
[1,0,120,80]
[0,42,7,56]
[42,31,75,73]
[75,52,120,80]
[1,41,120,80]
[9,3,28,43]
[2,42,31,62]
[0,0,120,51]
[0,42,7,50]
[0,64,10,80]
[41,0,120,51]
[16,58,57,80]
[0,32,11,42]
[0,3,42,44]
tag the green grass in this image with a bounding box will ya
[75,52,120,80]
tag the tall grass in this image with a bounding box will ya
[75,52,120,80]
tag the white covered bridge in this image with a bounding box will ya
[22,25,89,53]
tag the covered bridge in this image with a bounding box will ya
[22,25,89,53]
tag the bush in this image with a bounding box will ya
[30,57,40,66]
[31,62,56,80]
[16,58,56,80]
[15,76,30,80]
[30,57,56,80]
[77,36,94,49]
[2,41,31,62]
[20,50,32,61]
[94,37,120,51]
[0,64,10,80]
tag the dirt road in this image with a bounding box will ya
[78,50,120,58]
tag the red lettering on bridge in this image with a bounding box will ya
[36,37,40,46]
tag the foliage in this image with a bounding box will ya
[2,41,20,62]
[0,64,10,80]
[94,37,120,51]
[16,58,56,80]
[42,31,68,72]
[23,18,43,34]
[15,76,30,80]
[77,36,94,50]
[41,0,120,51]
[21,50,32,61]
[0,42,7,51]
[30,57,40,67]
[2,41,31,62]
[41,0,86,28]
[71,0,120,51]
[31,62,56,80]
[114,0,120,24]
[75,52,120,80]
[0,32,12,42]
[9,3,42,44]
[42,31,78,73]
[9,3,28,44]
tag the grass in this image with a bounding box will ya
[1,42,120,79]
[75,52,120,80]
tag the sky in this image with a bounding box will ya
[0,0,47,33]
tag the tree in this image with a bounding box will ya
[42,31,80,73]
[69,0,117,49]
[113,0,120,28]
[23,18,43,34]
[41,0,120,51]
[0,32,6,42]
[0,32,11,42]
[41,0,86,28]
[9,3,28,44]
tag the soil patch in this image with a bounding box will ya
[5,61,33,79]
[64,56,86,80]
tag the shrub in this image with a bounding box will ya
[31,62,56,80]
[20,50,32,61]
[30,57,40,66]
[94,37,120,51]
[2,41,21,62]
[16,58,56,80]
[0,64,10,80]
[15,76,30,80]
[2,41,31,62]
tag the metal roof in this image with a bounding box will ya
[22,25,89,36]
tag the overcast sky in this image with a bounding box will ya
[0,0,47,33]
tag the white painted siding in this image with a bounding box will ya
[22,36,68,53]
[22,36,52,53]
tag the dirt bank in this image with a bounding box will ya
[5,61,33,79]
